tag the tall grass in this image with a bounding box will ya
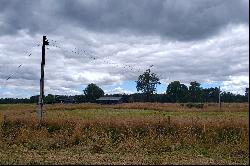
[0,103,248,164]
[0,115,248,153]
[0,102,248,112]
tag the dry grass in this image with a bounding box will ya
[45,102,249,112]
[0,102,248,112]
[0,103,249,165]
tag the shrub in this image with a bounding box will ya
[185,103,204,109]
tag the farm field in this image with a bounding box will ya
[0,103,249,165]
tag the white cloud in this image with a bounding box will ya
[0,2,248,98]
[0,24,249,97]
[221,75,249,95]
[104,87,134,95]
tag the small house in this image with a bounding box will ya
[55,96,76,104]
[96,96,123,104]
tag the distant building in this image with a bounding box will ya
[96,96,123,104]
[55,95,76,104]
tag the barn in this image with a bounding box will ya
[96,97,123,104]
[55,96,76,104]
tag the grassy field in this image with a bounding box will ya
[0,103,249,165]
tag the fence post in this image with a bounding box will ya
[167,116,170,126]
[3,114,6,122]
[203,123,206,133]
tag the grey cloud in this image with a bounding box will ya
[0,24,248,97]
[54,0,249,40]
[0,1,249,98]
[0,0,248,41]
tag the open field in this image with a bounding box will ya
[0,103,249,165]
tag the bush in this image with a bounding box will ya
[185,103,204,109]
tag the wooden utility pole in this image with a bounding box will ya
[219,86,221,110]
[38,36,49,122]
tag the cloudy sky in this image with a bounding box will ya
[0,0,249,98]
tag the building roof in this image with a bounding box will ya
[96,97,122,101]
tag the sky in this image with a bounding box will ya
[0,0,249,98]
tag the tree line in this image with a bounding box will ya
[0,83,248,104]
[0,69,248,104]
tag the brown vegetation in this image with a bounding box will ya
[0,102,249,113]
[0,103,248,164]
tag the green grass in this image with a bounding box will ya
[46,109,158,120]
[0,104,35,111]
[45,108,249,120]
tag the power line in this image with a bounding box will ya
[5,52,34,81]
[1,38,176,99]
[4,41,41,81]
[1,42,41,97]
[48,39,148,75]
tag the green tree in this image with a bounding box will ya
[202,87,220,102]
[136,69,161,102]
[166,81,188,102]
[74,95,86,103]
[84,83,104,103]
[221,92,235,102]
[188,81,203,102]
[30,95,39,104]
[44,94,55,104]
